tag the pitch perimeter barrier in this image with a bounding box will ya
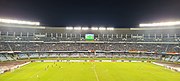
[0,62,30,74]
[152,62,180,72]
[34,60,148,62]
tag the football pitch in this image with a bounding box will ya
[0,62,180,81]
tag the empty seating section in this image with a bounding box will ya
[178,59,180,62]
[0,54,14,61]
[1,52,180,62]
[60,54,69,57]
[29,53,39,58]
[6,55,13,60]
[18,54,28,58]
[0,54,7,61]
[39,54,48,58]
[49,54,59,57]
[170,56,180,62]
[165,56,172,61]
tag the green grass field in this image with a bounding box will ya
[0,62,180,81]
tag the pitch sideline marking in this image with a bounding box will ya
[92,63,100,81]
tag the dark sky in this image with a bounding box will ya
[0,0,180,28]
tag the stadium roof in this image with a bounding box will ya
[1,23,180,31]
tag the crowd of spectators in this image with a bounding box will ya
[1,35,180,42]
[0,43,179,53]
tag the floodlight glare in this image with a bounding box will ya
[91,27,98,30]
[0,18,40,25]
[74,27,81,30]
[99,27,106,30]
[139,21,180,27]
[66,27,73,30]
[107,27,114,30]
[82,27,89,30]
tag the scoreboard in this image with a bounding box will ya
[85,34,94,41]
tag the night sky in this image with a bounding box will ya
[0,0,180,28]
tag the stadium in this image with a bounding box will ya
[0,18,180,81]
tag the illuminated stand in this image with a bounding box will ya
[0,18,40,26]
[66,27,114,30]
[139,21,180,27]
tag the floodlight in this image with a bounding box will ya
[91,27,98,30]
[66,27,73,30]
[99,27,106,30]
[0,18,40,25]
[139,21,180,27]
[107,27,114,30]
[74,27,81,30]
[82,27,89,30]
